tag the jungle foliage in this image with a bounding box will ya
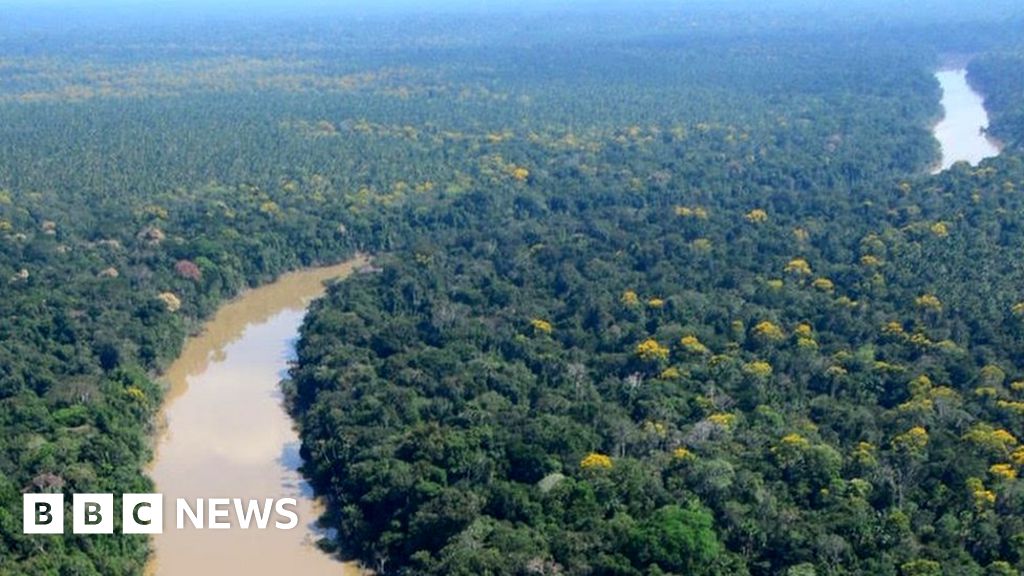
[0,5,1023,576]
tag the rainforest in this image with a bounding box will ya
[3,1,1024,575]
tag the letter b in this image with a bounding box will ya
[37,502,52,525]
[73,494,113,534]
[84,502,102,525]
[23,494,64,534]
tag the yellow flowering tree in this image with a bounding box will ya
[636,339,670,362]
[811,277,835,292]
[892,426,929,455]
[963,424,1018,455]
[792,323,817,349]
[752,321,784,342]
[672,447,694,460]
[784,258,812,276]
[851,442,877,467]
[659,367,681,379]
[990,463,1017,481]
[530,319,553,335]
[780,433,810,448]
[674,205,709,219]
[745,208,768,223]
[773,433,810,466]
[995,399,1024,414]
[679,335,709,354]
[621,290,640,307]
[707,413,737,428]
[510,166,530,181]
[980,364,1007,387]
[259,200,280,215]
[796,337,818,350]
[690,238,713,252]
[125,386,146,401]
[967,477,996,510]
[743,360,773,378]
[915,294,942,311]
[580,452,613,470]
[860,254,882,267]
[881,321,905,336]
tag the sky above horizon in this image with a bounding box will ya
[2,0,1023,12]
[0,0,1021,32]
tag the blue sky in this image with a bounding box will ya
[1,0,1021,25]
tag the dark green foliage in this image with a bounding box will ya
[627,503,722,574]
[969,54,1024,148]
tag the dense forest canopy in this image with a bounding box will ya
[2,2,1024,575]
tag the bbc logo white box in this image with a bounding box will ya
[73,494,114,534]
[23,494,64,534]
[123,494,163,534]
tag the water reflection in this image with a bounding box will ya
[933,68,1000,172]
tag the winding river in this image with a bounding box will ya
[147,258,365,575]
[932,68,1001,172]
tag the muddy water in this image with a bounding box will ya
[933,68,1001,172]
[147,258,365,575]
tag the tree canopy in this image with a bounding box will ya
[2,5,1024,575]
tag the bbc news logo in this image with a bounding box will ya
[23,494,298,534]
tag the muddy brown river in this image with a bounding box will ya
[147,258,365,575]
[932,68,1000,171]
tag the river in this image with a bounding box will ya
[147,258,365,575]
[932,68,1000,172]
